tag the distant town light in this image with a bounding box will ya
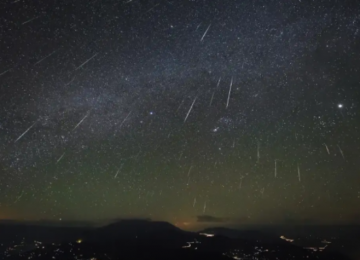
[199,233,215,237]
[280,235,294,243]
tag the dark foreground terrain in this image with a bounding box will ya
[0,220,354,260]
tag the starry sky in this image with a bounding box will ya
[0,0,360,229]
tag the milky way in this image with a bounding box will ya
[0,0,360,228]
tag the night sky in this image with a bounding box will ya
[0,0,360,229]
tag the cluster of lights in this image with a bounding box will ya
[280,235,294,242]
[199,232,215,237]
[0,239,104,260]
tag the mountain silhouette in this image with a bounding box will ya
[83,219,195,247]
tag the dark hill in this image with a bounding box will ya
[83,219,196,247]
[0,222,88,243]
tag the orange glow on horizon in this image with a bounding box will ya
[174,221,197,230]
